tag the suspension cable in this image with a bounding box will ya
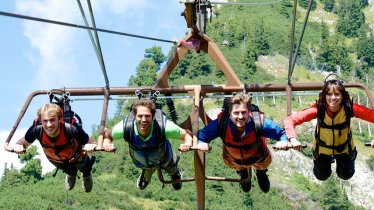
[77,0,109,87]
[287,0,298,84]
[0,11,177,44]
[289,0,313,81]
[76,0,110,87]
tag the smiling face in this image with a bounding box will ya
[325,87,343,112]
[40,111,61,138]
[230,102,249,131]
[319,79,348,113]
[38,103,62,138]
[135,105,153,136]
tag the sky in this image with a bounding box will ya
[0,0,188,176]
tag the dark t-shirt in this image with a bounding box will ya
[24,123,89,145]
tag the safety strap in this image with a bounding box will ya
[314,98,354,158]
[36,123,82,163]
[218,103,264,152]
[123,111,135,142]
[123,107,166,151]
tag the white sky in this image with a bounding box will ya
[0,0,187,176]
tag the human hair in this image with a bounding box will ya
[132,98,156,116]
[228,93,252,112]
[319,79,350,104]
[37,103,62,120]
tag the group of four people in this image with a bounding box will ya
[12,78,374,193]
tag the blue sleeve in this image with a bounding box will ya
[197,119,219,143]
[262,119,288,142]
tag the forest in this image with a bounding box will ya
[1,0,374,209]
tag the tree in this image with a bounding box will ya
[357,32,374,67]
[253,20,270,56]
[316,36,352,74]
[321,0,335,12]
[184,53,213,79]
[128,46,166,86]
[298,0,317,11]
[128,58,158,86]
[0,164,23,190]
[278,0,293,18]
[336,0,365,37]
[243,41,257,75]
[19,146,43,183]
[0,146,43,189]
[320,21,330,45]
[144,46,166,71]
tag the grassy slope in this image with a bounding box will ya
[2,1,374,209]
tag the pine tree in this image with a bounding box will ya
[316,36,352,74]
[320,21,330,44]
[321,0,335,12]
[336,0,365,37]
[144,46,166,71]
[298,0,317,11]
[357,32,374,67]
[18,146,43,183]
[253,20,270,56]
[129,59,158,86]
[243,40,257,75]
[278,0,293,18]
[128,46,166,86]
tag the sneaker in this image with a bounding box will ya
[237,170,251,193]
[137,170,149,190]
[65,174,76,191]
[82,174,93,193]
[256,169,270,193]
[171,170,182,190]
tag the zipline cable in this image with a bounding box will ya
[289,0,314,83]
[76,0,110,87]
[287,0,298,84]
[0,11,177,44]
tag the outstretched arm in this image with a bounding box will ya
[178,129,193,152]
[102,128,116,151]
[282,105,317,150]
[13,137,32,154]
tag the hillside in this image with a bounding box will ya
[1,0,374,209]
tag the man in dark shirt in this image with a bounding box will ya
[13,103,97,192]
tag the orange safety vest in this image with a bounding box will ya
[217,112,268,161]
[38,123,84,164]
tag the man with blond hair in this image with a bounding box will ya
[14,103,97,192]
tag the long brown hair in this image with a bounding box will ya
[318,79,350,104]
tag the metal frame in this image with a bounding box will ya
[3,1,374,210]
